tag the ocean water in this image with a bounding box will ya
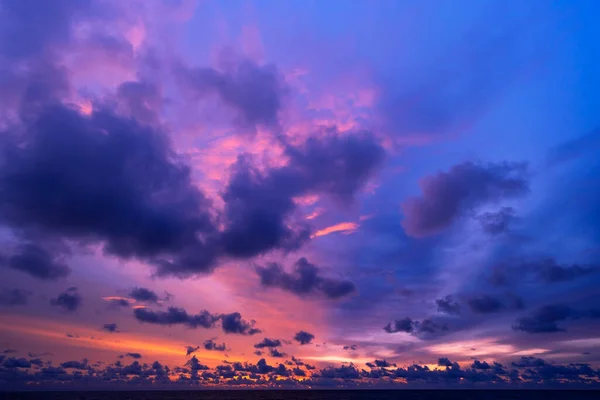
[2,391,599,400]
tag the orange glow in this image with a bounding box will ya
[312,222,358,238]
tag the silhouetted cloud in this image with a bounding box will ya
[384,317,449,337]
[269,348,286,358]
[0,288,30,306]
[467,295,505,314]
[513,304,575,333]
[185,346,200,356]
[204,339,226,351]
[436,296,461,315]
[134,307,260,336]
[220,312,261,335]
[256,257,356,299]
[60,359,88,370]
[221,131,384,259]
[50,287,81,312]
[0,103,219,277]
[178,56,285,130]
[401,161,528,237]
[102,323,118,333]
[294,330,315,345]
[120,353,142,359]
[4,243,70,280]
[476,207,515,235]
[134,307,219,329]
[129,287,160,303]
[254,338,281,349]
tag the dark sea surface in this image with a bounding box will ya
[2,391,599,400]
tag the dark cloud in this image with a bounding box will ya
[401,161,528,237]
[220,312,261,335]
[476,206,515,235]
[438,357,455,367]
[0,103,218,277]
[122,353,142,359]
[256,257,356,300]
[178,57,285,130]
[366,360,396,368]
[293,330,315,345]
[384,317,414,334]
[129,287,160,303]
[489,258,598,287]
[221,131,384,259]
[527,259,597,283]
[134,307,261,336]
[512,304,575,333]
[50,287,81,312]
[134,307,219,329]
[185,346,199,356]
[4,243,70,280]
[116,81,162,125]
[467,295,505,314]
[254,338,282,349]
[546,128,600,166]
[107,298,131,308]
[3,357,31,369]
[0,0,92,61]
[60,359,88,370]
[472,361,492,370]
[269,348,286,358]
[343,345,358,351]
[204,340,226,351]
[384,317,449,337]
[1,95,383,278]
[435,295,461,315]
[102,323,119,333]
[0,288,30,306]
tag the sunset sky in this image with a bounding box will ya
[1,0,600,389]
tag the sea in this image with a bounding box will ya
[1,391,599,400]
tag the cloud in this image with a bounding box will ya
[122,353,142,359]
[383,317,449,337]
[134,307,260,335]
[185,346,200,356]
[203,340,226,351]
[50,287,81,312]
[254,338,281,349]
[220,312,261,335]
[0,103,219,277]
[401,161,528,237]
[0,288,30,306]
[293,331,315,345]
[312,222,358,238]
[102,323,119,333]
[435,296,461,315]
[269,348,286,358]
[220,131,384,259]
[3,243,70,280]
[489,259,598,287]
[134,307,219,329]
[256,257,356,300]
[106,298,131,309]
[475,207,515,235]
[177,56,285,130]
[60,359,88,370]
[512,304,576,333]
[129,287,160,303]
[0,0,92,61]
[467,295,505,314]
[3,357,31,369]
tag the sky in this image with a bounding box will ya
[1,0,600,390]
